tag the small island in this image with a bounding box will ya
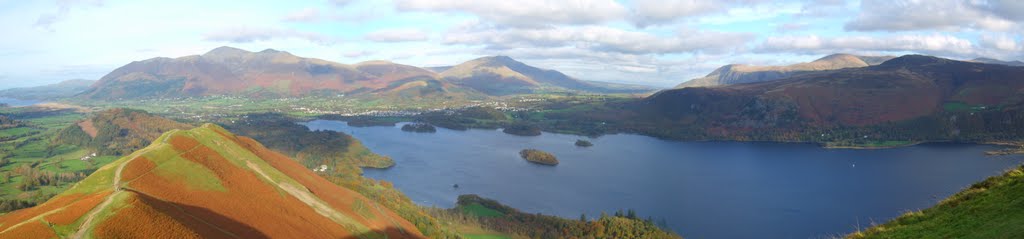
[503,123,541,136]
[401,123,437,133]
[519,149,558,166]
[575,139,593,147]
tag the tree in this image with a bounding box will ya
[580,213,587,222]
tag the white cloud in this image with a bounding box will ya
[364,28,429,42]
[283,7,321,22]
[845,0,1020,32]
[755,34,980,57]
[35,0,104,30]
[979,34,1021,51]
[394,0,627,27]
[203,27,339,45]
[630,0,735,27]
[330,0,355,7]
[444,24,753,55]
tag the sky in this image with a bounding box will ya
[0,0,1022,89]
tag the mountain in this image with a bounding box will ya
[54,108,193,155]
[79,47,646,100]
[971,57,1024,66]
[0,124,425,238]
[0,79,95,100]
[79,46,458,100]
[438,56,648,95]
[675,53,895,88]
[627,55,1024,143]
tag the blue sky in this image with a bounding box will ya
[0,0,1022,89]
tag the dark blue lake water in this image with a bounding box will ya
[303,120,1024,239]
[0,97,41,107]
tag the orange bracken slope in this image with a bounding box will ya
[0,123,425,239]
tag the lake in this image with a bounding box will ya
[0,97,41,107]
[303,120,1024,239]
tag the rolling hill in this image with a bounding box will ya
[54,108,193,155]
[675,53,894,88]
[0,79,95,100]
[0,124,425,238]
[437,56,650,95]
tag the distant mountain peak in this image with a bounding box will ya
[970,57,1024,66]
[677,53,895,88]
[880,54,951,67]
[203,46,250,56]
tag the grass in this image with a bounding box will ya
[849,165,1024,238]
[0,127,33,138]
[943,102,971,112]
[460,203,505,218]
[145,147,227,192]
[462,234,513,239]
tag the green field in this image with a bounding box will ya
[460,203,506,218]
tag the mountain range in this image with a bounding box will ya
[0,79,95,100]
[971,57,1024,66]
[76,46,648,100]
[634,55,1024,141]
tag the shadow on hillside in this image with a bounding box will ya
[127,188,271,239]
[128,188,420,239]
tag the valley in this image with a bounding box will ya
[1,48,1023,238]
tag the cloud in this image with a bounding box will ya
[35,0,104,30]
[343,50,375,58]
[755,34,980,57]
[393,0,627,27]
[978,34,1021,52]
[775,22,809,31]
[845,0,1020,32]
[283,8,321,22]
[629,0,741,27]
[203,27,339,45]
[330,0,355,7]
[443,24,753,55]
[364,28,429,42]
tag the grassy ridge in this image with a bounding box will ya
[849,165,1024,238]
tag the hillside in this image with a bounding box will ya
[0,124,425,238]
[675,53,894,88]
[632,55,1024,144]
[224,113,394,172]
[431,194,682,239]
[0,79,95,100]
[848,164,1024,238]
[439,56,647,95]
[54,108,192,155]
[78,46,462,100]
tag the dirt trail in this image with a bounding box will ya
[69,130,178,239]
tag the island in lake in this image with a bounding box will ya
[401,123,437,133]
[575,139,593,147]
[519,149,559,165]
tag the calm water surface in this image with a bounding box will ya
[303,120,1024,239]
[0,97,41,107]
